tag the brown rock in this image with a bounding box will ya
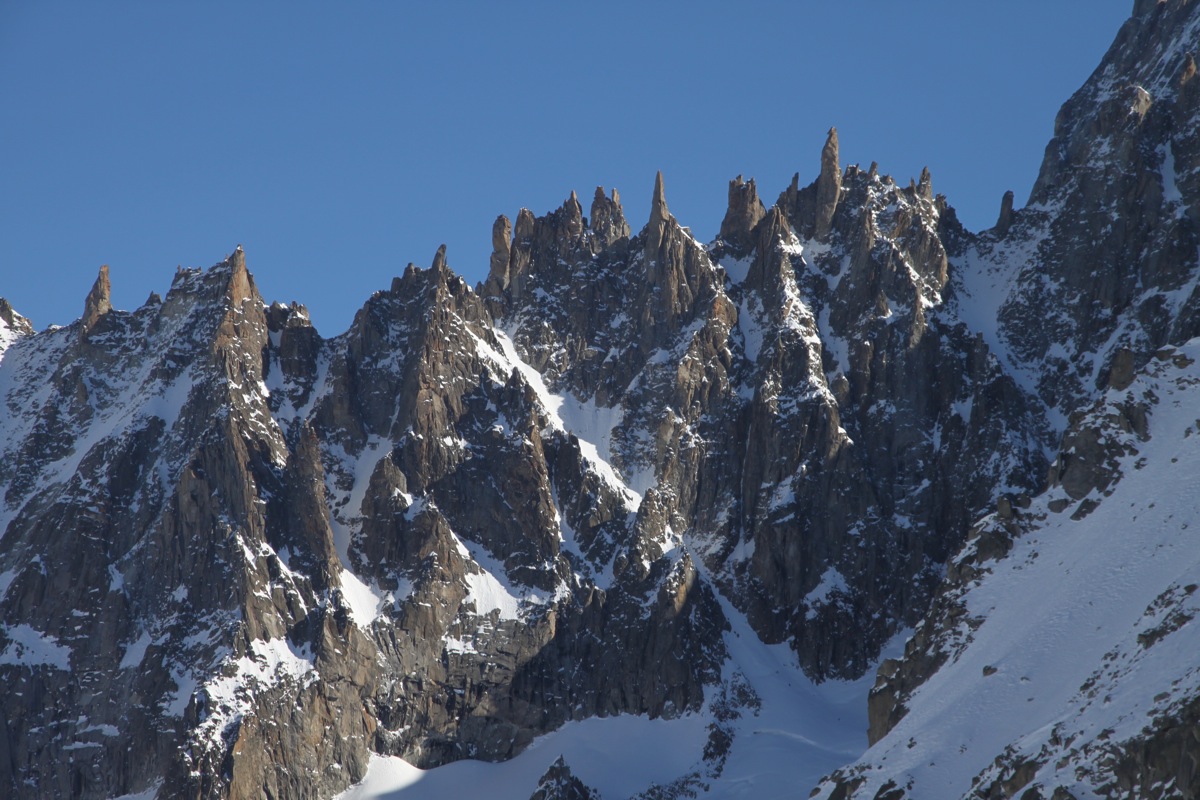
[719,175,767,255]
[996,190,1016,236]
[590,186,630,247]
[488,214,513,291]
[81,264,112,332]
[816,127,842,238]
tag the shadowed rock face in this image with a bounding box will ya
[2,4,1198,799]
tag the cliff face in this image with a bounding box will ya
[1,3,1199,799]
[816,1,1200,798]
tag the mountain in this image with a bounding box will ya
[1,1,1197,798]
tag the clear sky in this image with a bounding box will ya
[1,2,1132,335]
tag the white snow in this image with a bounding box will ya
[706,591,907,797]
[450,531,562,621]
[0,569,16,602]
[119,631,154,670]
[324,436,395,627]
[0,316,25,363]
[720,255,753,285]
[454,542,523,621]
[477,327,645,510]
[109,782,162,800]
[0,623,71,670]
[1160,141,1186,217]
[737,296,767,364]
[804,567,849,608]
[341,550,905,800]
[167,636,317,728]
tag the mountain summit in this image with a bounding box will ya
[1,2,1198,799]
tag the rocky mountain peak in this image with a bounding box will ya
[484,214,514,295]
[815,126,842,238]
[995,188,1016,235]
[589,185,630,247]
[719,174,767,255]
[528,757,600,800]
[431,243,449,273]
[647,170,671,239]
[979,0,1200,418]
[562,191,585,240]
[916,165,933,200]
[7,6,1200,800]
[80,264,112,333]
[0,297,33,337]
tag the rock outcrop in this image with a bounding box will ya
[529,757,602,800]
[815,127,842,239]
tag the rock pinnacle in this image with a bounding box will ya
[81,264,112,333]
[816,127,841,238]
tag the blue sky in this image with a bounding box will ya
[2,2,1131,335]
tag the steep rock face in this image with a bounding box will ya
[0,297,34,358]
[815,4,1200,797]
[959,0,1200,420]
[483,163,1048,681]
[0,250,369,800]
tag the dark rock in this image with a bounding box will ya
[485,214,513,294]
[995,190,1015,236]
[529,756,601,800]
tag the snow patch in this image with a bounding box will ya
[477,328,645,509]
[0,623,71,670]
[336,715,709,800]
